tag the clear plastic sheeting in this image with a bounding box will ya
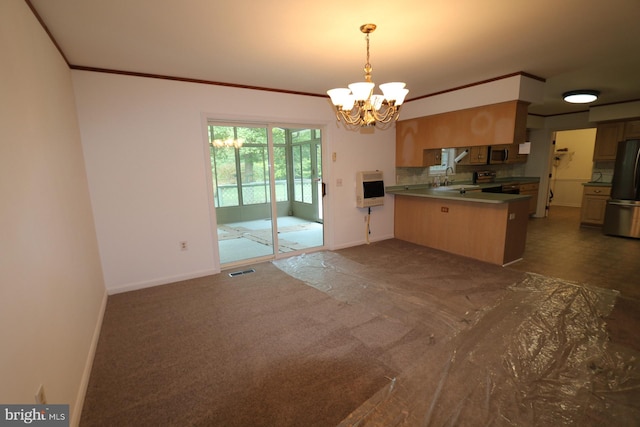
[274,251,640,426]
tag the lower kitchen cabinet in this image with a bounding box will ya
[519,182,539,215]
[394,194,529,265]
[580,185,611,226]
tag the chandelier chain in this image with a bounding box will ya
[364,32,372,82]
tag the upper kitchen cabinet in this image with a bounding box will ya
[624,120,640,138]
[454,146,488,165]
[593,119,640,162]
[396,116,430,167]
[423,149,443,167]
[396,100,529,167]
[594,122,625,161]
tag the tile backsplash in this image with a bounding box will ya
[395,163,526,185]
[592,161,615,183]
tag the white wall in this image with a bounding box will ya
[524,127,554,217]
[551,129,596,207]
[0,1,107,425]
[401,74,545,120]
[71,71,397,293]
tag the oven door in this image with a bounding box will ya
[501,183,520,194]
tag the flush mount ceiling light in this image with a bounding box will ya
[562,90,600,104]
[327,24,409,128]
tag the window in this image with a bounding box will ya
[209,124,321,209]
[210,124,288,208]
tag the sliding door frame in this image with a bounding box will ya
[202,115,327,269]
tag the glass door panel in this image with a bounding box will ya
[210,124,274,265]
[281,128,323,252]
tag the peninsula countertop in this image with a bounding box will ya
[385,183,531,204]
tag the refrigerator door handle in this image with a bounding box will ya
[635,147,640,195]
[608,200,640,207]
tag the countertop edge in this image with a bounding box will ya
[386,188,531,204]
[582,182,612,187]
[386,177,538,204]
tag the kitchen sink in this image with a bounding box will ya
[434,184,480,191]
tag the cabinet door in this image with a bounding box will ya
[624,120,640,138]
[423,149,442,166]
[520,183,539,215]
[469,146,488,164]
[594,122,624,161]
[580,186,610,225]
[509,141,528,163]
[455,146,487,165]
[396,118,426,167]
[581,196,608,225]
[419,100,528,149]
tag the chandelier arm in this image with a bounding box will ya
[371,105,399,124]
[337,108,363,126]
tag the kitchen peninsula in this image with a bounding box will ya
[387,184,530,265]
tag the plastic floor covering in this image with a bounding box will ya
[274,250,640,426]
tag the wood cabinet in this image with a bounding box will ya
[624,120,640,138]
[580,185,611,226]
[396,117,429,167]
[455,146,488,165]
[423,149,443,166]
[593,119,640,162]
[519,182,539,215]
[396,100,529,167]
[394,195,529,265]
[508,102,529,163]
[594,122,624,161]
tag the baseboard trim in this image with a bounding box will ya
[331,234,395,251]
[107,268,220,295]
[71,288,108,427]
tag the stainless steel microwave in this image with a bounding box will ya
[489,146,510,164]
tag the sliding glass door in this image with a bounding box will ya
[209,123,324,266]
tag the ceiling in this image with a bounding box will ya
[29,0,640,117]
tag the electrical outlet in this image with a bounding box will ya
[179,241,188,251]
[35,384,46,404]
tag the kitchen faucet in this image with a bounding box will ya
[444,166,454,185]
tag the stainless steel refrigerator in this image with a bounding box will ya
[603,139,640,238]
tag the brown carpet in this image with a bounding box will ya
[81,239,640,426]
[81,262,396,426]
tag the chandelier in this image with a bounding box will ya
[211,138,243,148]
[327,24,409,128]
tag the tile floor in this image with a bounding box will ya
[509,206,640,354]
[509,206,640,300]
[217,216,324,265]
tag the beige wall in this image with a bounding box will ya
[551,128,597,207]
[0,1,106,425]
